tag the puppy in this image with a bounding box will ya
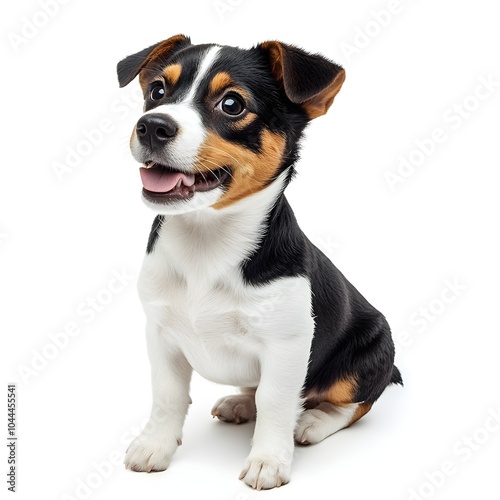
[117,35,402,490]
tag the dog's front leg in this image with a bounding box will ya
[125,320,192,472]
[239,338,312,490]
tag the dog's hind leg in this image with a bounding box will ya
[211,387,257,424]
[294,401,372,445]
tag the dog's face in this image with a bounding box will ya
[117,35,345,214]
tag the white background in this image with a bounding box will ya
[2,0,499,499]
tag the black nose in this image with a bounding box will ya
[136,113,178,149]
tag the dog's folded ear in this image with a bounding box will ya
[258,41,345,119]
[117,34,191,88]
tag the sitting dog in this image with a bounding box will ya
[117,35,402,490]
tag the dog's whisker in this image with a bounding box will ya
[199,145,247,169]
[197,159,236,182]
[198,168,208,184]
[221,167,236,181]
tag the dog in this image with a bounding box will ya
[117,34,402,490]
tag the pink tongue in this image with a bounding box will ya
[140,166,195,193]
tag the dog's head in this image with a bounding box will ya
[117,35,345,214]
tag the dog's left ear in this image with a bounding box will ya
[117,34,191,88]
[259,41,345,119]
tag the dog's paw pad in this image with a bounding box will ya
[239,455,291,490]
[211,394,256,424]
[124,432,178,472]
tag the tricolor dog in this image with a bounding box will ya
[117,35,402,490]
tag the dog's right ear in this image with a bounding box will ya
[117,34,191,88]
[258,41,345,119]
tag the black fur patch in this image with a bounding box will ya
[146,215,163,254]
[241,196,402,404]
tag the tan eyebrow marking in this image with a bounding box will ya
[209,72,233,95]
[163,64,182,86]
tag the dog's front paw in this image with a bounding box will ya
[211,394,256,424]
[239,454,291,490]
[124,431,179,472]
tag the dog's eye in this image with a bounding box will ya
[219,95,245,116]
[150,83,166,101]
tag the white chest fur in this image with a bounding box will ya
[137,173,315,387]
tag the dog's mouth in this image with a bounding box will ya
[140,162,230,202]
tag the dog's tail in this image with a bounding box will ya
[390,365,403,386]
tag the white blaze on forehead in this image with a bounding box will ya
[184,45,222,102]
[135,46,222,171]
